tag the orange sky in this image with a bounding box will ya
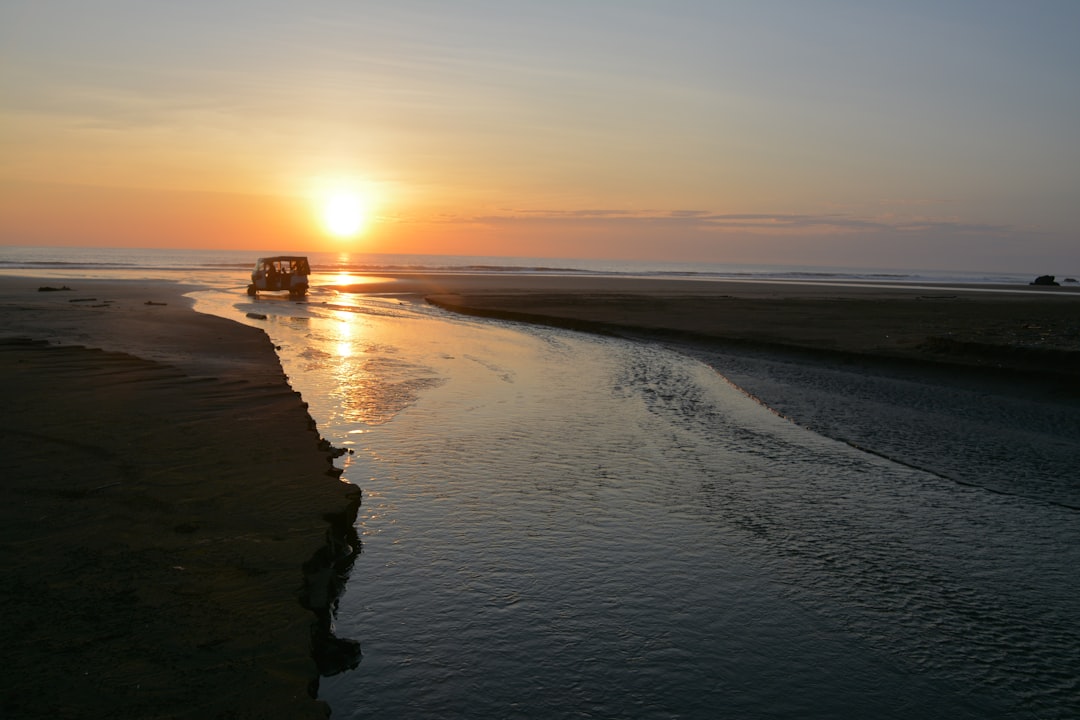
[2,2,1078,271]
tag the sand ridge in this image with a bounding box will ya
[419,283,1080,380]
[0,277,360,719]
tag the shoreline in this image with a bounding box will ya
[0,276,361,718]
[404,276,1080,383]
[411,277,1080,509]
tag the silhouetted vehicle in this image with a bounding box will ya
[248,256,310,298]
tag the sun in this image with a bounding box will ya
[319,191,369,239]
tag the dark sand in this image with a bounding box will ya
[0,277,360,719]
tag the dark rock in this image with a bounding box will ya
[1030,275,1060,286]
[1063,278,1077,284]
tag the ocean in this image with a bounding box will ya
[4,245,1079,718]
[0,244,1060,286]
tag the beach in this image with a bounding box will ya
[0,277,361,718]
[3,271,1079,717]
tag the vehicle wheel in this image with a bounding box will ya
[247,284,256,296]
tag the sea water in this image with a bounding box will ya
[183,284,1077,720]
[0,244,1060,286]
[5,246,1078,717]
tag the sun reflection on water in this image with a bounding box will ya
[318,272,387,292]
[329,309,357,358]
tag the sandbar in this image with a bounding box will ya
[330,272,1080,379]
[382,274,1080,379]
[405,274,1080,507]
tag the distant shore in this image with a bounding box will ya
[323,272,1080,380]
[425,287,1080,380]
[0,276,361,719]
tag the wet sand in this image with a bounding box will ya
[0,277,360,719]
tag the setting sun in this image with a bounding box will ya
[319,191,369,239]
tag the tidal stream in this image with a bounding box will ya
[196,287,1079,719]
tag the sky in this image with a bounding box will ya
[2,1,1078,271]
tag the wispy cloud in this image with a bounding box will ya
[426,208,1016,237]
